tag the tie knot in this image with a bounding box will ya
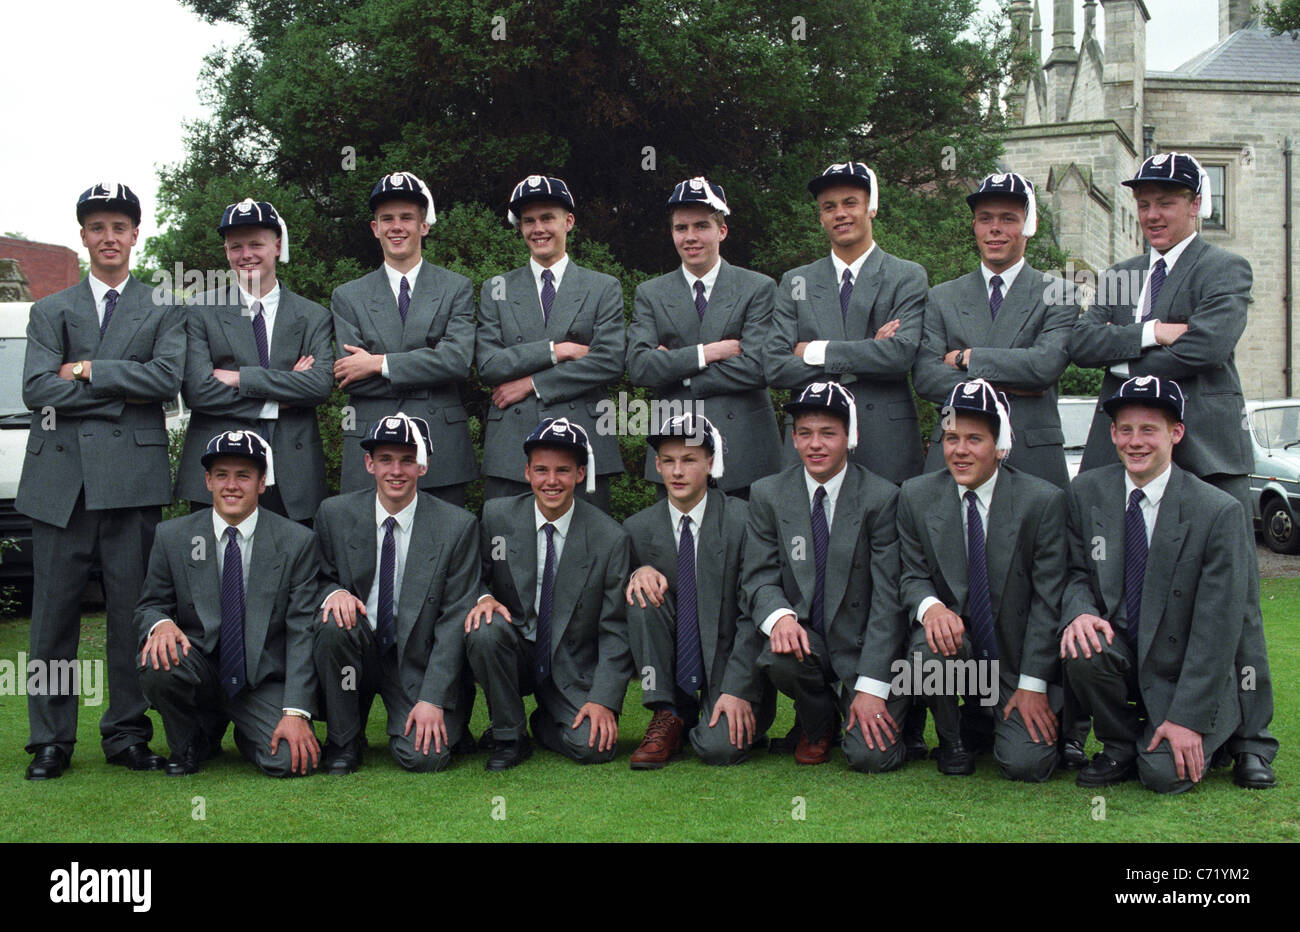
[1154,258,1166,272]
[965,489,979,506]
[542,269,554,283]
[400,276,409,291]
[694,280,705,295]
[383,516,396,532]
[225,526,239,544]
[106,288,118,301]
[1129,488,1145,508]
[543,522,555,541]
[251,300,264,317]
[989,275,1003,290]
[814,485,827,504]
[841,269,852,286]
[680,514,692,532]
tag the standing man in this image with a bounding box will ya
[332,171,478,507]
[465,418,633,769]
[1070,153,1277,789]
[897,380,1066,780]
[623,413,772,768]
[476,175,626,512]
[766,161,927,485]
[20,183,184,780]
[137,431,320,777]
[626,177,782,498]
[176,198,333,520]
[914,172,1074,489]
[741,382,911,772]
[312,414,480,774]
[1061,377,1250,794]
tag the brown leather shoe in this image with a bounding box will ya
[794,730,833,765]
[630,709,685,770]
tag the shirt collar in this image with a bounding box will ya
[530,254,569,290]
[89,273,129,304]
[375,493,419,533]
[238,280,280,316]
[667,492,708,534]
[957,467,999,512]
[383,260,422,294]
[213,506,259,544]
[534,499,576,538]
[981,257,1025,294]
[804,459,849,507]
[1125,462,1172,508]
[1151,231,1196,270]
[680,258,722,293]
[830,242,876,284]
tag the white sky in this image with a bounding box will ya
[2,0,1220,255]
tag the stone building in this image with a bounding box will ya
[1002,0,1300,398]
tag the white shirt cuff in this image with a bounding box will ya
[804,340,829,366]
[1109,362,1130,377]
[281,708,312,720]
[549,340,557,366]
[320,589,347,610]
[1016,675,1048,694]
[258,400,279,420]
[1140,319,1158,349]
[147,619,174,637]
[855,676,892,699]
[380,356,391,379]
[916,596,943,625]
[476,593,494,603]
[696,344,706,371]
[759,607,795,636]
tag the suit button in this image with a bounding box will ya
[514,408,521,415]
[856,636,863,645]
[296,442,303,449]
[567,331,577,339]
[515,336,523,343]
[1173,590,1181,597]
[568,402,576,410]
[866,403,874,410]
[56,445,64,452]
[113,429,121,437]
[1168,636,1177,644]
[130,355,139,361]
[727,413,735,419]
[851,601,861,608]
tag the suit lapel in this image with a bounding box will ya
[926,480,968,608]
[506,265,547,342]
[507,496,538,621]
[1090,474,1127,619]
[823,467,865,627]
[215,286,262,369]
[401,260,440,349]
[984,471,1024,621]
[65,281,102,354]
[545,262,586,341]
[664,273,703,347]
[986,266,1037,347]
[344,496,378,601]
[955,270,992,347]
[694,491,725,675]
[183,514,222,641]
[96,277,151,358]
[1152,237,1205,321]
[365,267,405,353]
[845,248,884,340]
[242,513,284,684]
[700,260,740,342]
[1138,469,1189,663]
[777,473,817,611]
[810,258,846,341]
[550,504,593,650]
[397,498,443,655]
[269,290,307,369]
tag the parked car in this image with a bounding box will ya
[1058,395,1096,480]
[1247,399,1300,554]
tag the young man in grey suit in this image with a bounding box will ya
[1061,377,1252,794]
[137,431,321,776]
[176,198,333,521]
[742,382,910,770]
[20,183,184,780]
[623,413,772,768]
[897,380,1066,780]
[765,161,927,486]
[476,175,626,512]
[625,177,782,499]
[332,171,478,507]
[1069,153,1276,789]
[313,414,480,774]
[465,418,633,770]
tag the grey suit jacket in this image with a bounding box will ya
[741,462,906,686]
[1070,237,1253,477]
[914,265,1075,489]
[476,262,626,479]
[313,490,479,710]
[478,494,634,712]
[626,260,782,490]
[17,275,185,527]
[897,466,1066,682]
[331,260,478,491]
[134,508,320,713]
[176,285,333,519]
[622,488,762,701]
[766,249,927,484]
[1062,463,1246,740]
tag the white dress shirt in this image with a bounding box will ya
[86,274,130,383]
[980,257,1024,300]
[377,262,423,380]
[1124,462,1172,545]
[802,243,877,371]
[360,494,419,631]
[238,281,281,420]
[528,255,568,387]
[1111,232,1197,377]
[528,500,576,641]
[668,494,708,561]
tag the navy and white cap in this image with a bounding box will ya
[648,411,725,479]
[944,379,1013,454]
[361,412,432,468]
[784,381,859,450]
[523,417,596,493]
[507,175,575,227]
[966,172,1038,237]
[217,199,290,263]
[76,182,141,226]
[1122,153,1213,220]
[666,177,730,216]
[369,171,436,224]
[201,430,276,487]
[1102,375,1186,422]
[808,161,878,212]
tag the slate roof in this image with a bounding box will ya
[1149,19,1300,82]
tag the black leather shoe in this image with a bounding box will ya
[486,736,533,771]
[904,735,929,762]
[1060,737,1088,771]
[1232,752,1276,789]
[25,745,69,780]
[322,742,360,775]
[165,746,203,776]
[449,731,477,755]
[935,741,975,776]
[902,706,928,761]
[107,743,166,771]
[1075,752,1137,787]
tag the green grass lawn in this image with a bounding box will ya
[1,580,1296,843]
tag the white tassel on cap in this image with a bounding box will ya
[831,382,859,450]
[966,378,1014,454]
[696,178,730,216]
[1022,177,1038,237]
[1188,154,1213,220]
[392,411,428,468]
[708,420,725,479]
[276,210,289,263]
[405,172,436,225]
[250,432,276,487]
[863,164,879,213]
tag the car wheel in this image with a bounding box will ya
[1262,497,1300,554]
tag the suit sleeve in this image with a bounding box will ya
[739,485,793,632]
[625,283,700,388]
[420,513,481,708]
[530,275,626,405]
[1165,499,1248,734]
[764,271,827,388]
[718,501,762,702]
[313,503,351,599]
[475,277,555,384]
[912,287,963,404]
[687,275,774,396]
[857,487,907,682]
[89,301,186,402]
[1060,486,1104,633]
[1020,488,1067,682]
[238,303,336,406]
[586,529,634,713]
[135,527,180,646]
[181,309,264,419]
[823,261,927,378]
[331,285,394,399]
[1068,277,1146,368]
[281,531,323,714]
[21,302,126,419]
[968,285,1076,390]
[384,274,475,390]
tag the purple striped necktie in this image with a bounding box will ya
[218,526,247,697]
[675,515,703,693]
[541,269,556,324]
[838,269,853,323]
[964,491,998,661]
[989,275,1003,321]
[398,276,410,324]
[693,281,707,320]
[1123,488,1148,649]
[377,516,397,651]
[101,288,118,338]
[251,301,270,367]
[810,487,829,634]
[1141,259,1167,321]
[535,523,556,682]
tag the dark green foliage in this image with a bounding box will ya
[1058,363,1104,398]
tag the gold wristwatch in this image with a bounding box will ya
[72,362,84,380]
